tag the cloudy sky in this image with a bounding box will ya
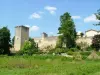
[0,0,100,38]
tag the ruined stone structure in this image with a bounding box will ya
[85,29,100,37]
[76,29,100,46]
[34,29,100,50]
[34,32,57,50]
[14,26,29,51]
[14,26,99,51]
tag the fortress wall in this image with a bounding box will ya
[34,36,58,50]
[40,40,57,48]
[76,37,92,46]
[85,31,98,37]
[34,37,93,49]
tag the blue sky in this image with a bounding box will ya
[0,0,100,38]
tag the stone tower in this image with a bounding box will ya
[42,32,48,40]
[14,26,29,51]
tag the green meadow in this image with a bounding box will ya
[0,55,100,75]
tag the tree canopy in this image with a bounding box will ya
[57,12,76,49]
[0,27,11,55]
[19,38,38,55]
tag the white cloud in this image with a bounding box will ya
[30,25,39,32]
[24,25,39,32]
[24,25,30,28]
[72,16,81,19]
[84,14,99,22]
[29,13,41,19]
[44,6,57,14]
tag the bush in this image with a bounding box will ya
[73,52,82,60]
[97,52,100,56]
[18,40,38,56]
[48,48,67,54]
[69,48,79,52]
[80,52,91,59]
[54,48,66,54]
[91,35,100,51]
[80,52,91,56]
[67,51,74,55]
[85,46,93,51]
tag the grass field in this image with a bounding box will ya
[0,55,100,75]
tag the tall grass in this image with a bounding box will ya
[0,55,100,75]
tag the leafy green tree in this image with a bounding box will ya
[29,37,38,48]
[19,38,38,55]
[57,12,76,49]
[95,9,100,25]
[0,27,11,55]
[91,35,100,51]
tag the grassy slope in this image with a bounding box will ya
[0,55,100,75]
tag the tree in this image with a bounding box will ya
[29,37,38,50]
[95,9,100,25]
[91,35,100,51]
[57,12,76,49]
[19,38,38,55]
[80,32,84,37]
[12,36,15,47]
[0,27,11,55]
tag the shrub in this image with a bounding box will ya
[85,46,93,51]
[54,48,66,54]
[73,52,82,60]
[91,35,100,51]
[67,51,74,55]
[19,40,38,56]
[80,52,91,56]
[69,48,79,52]
[97,52,100,56]
[80,52,91,60]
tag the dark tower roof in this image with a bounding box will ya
[15,25,29,29]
